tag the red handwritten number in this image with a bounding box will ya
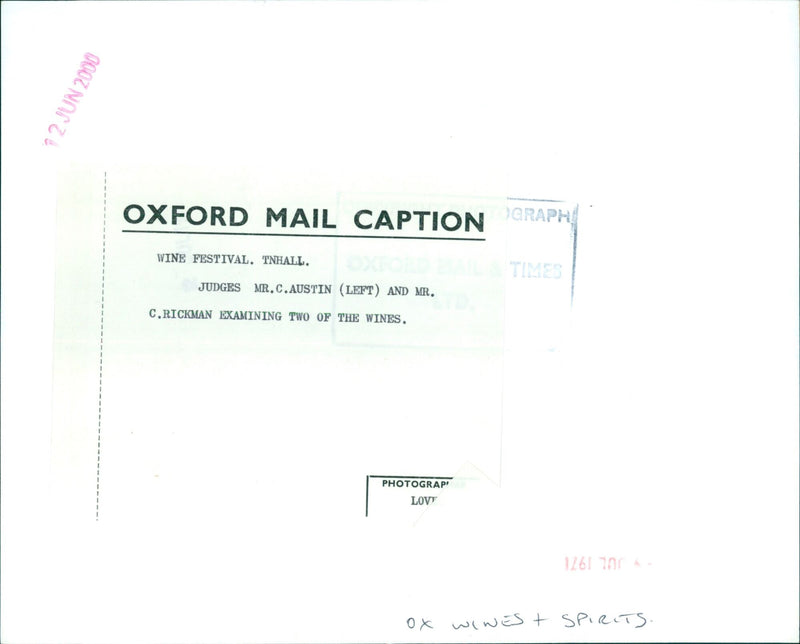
[44,138,58,147]
[48,124,65,137]
[84,52,100,65]
[73,78,89,89]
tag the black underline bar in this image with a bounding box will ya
[507,196,567,203]
[368,475,454,479]
[121,229,485,241]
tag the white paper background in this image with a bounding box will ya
[2,2,798,643]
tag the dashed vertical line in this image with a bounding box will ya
[570,205,579,309]
[96,171,107,521]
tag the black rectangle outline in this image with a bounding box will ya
[365,475,454,517]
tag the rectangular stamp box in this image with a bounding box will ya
[365,474,455,519]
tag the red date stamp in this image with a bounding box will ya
[44,52,100,147]
[565,556,652,571]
